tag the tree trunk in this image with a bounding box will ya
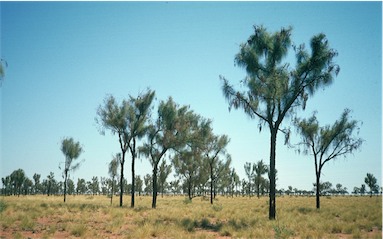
[316,172,321,209]
[110,179,113,205]
[152,163,158,209]
[119,155,125,207]
[269,128,277,220]
[188,177,192,200]
[131,139,136,208]
[131,157,135,208]
[210,163,214,204]
[64,171,67,203]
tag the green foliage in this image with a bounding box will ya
[222,25,340,219]
[212,203,223,212]
[10,168,26,196]
[180,218,196,232]
[60,137,84,202]
[0,200,7,213]
[295,109,363,208]
[96,90,155,207]
[273,223,294,239]
[71,224,87,237]
[20,216,36,231]
[61,137,83,171]
[365,173,379,195]
[183,197,192,204]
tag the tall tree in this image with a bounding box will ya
[108,154,119,205]
[67,179,75,195]
[97,96,130,206]
[201,130,231,204]
[46,172,55,196]
[22,177,33,195]
[140,97,191,208]
[126,90,155,207]
[173,149,202,200]
[158,159,172,197]
[10,169,26,197]
[97,90,155,207]
[172,114,211,200]
[1,176,11,196]
[143,174,152,195]
[365,173,379,197]
[244,162,254,197]
[254,160,268,198]
[229,168,240,197]
[76,178,87,195]
[222,25,340,219]
[294,109,362,208]
[135,175,143,196]
[60,137,83,203]
[33,173,41,194]
[90,176,100,195]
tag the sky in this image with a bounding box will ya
[1,1,382,193]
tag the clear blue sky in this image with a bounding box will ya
[1,2,381,192]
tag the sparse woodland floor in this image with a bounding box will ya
[0,195,381,239]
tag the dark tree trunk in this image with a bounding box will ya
[48,182,51,196]
[131,138,136,208]
[152,163,158,209]
[110,179,114,205]
[269,128,277,220]
[64,170,68,203]
[188,177,192,200]
[316,171,321,209]
[210,163,214,204]
[119,154,125,207]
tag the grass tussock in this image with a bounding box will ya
[0,195,381,238]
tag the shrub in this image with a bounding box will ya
[71,224,87,237]
[212,203,223,212]
[273,224,294,239]
[181,218,196,232]
[0,200,7,213]
[183,197,192,204]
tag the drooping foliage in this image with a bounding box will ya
[96,89,155,207]
[140,97,193,208]
[60,137,83,202]
[294,109,363,208]
[365,173,379,196]
[221,25,340,219]
[108,154,119,205]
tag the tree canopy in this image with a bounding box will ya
[60,137,83,202]
[294,109,363,208]
[221,25,340,219]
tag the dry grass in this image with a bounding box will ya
[0,195,381,238]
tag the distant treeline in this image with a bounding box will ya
[2,168,381,197]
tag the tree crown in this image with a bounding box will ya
[222,25,340,129]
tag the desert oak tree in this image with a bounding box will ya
[221,25,340,219]
[140,97,191,208]
[294,109,362,208]
[60,137,83,203]
[96,90,154,207]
